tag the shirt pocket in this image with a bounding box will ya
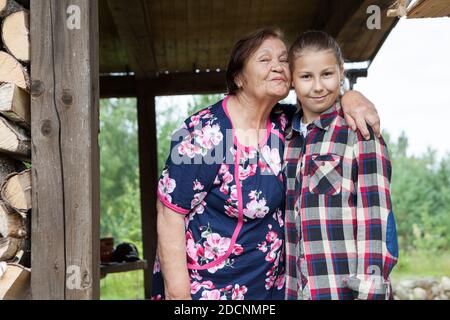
[308,153,342,195]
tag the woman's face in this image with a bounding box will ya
[237,37,291,101]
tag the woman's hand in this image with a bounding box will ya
[156,200,192,300]
[341,90,381,140]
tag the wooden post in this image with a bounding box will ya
[30,0,100,299]
[136,79,157,300]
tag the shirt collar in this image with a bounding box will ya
[291,100,341,133]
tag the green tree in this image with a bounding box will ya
[99,98,142,247]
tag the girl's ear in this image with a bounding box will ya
[339,65,345,82]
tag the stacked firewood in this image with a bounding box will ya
[0,0,31,300]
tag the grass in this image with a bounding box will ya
[100,270,145,300]
[390,250,450,281]
[99,251,450,299]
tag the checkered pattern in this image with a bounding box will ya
[283,101,398,300]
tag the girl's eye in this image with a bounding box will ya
[301,75,311,79]
[323,72,334,77]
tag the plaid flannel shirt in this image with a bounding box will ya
[283,101,398,300]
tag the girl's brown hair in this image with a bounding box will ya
[288,30,344,71]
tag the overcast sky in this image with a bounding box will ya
[156,16,450,160]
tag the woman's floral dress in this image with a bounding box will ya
[152,96,290,300]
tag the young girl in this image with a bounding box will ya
[283,30,398,300]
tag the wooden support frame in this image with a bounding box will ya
[136,80,157,299]
[100,72,227,98]
[30,0,100,299]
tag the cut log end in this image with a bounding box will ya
[2,10,30,62]
[0,169,31,215]
[0,51,30,91]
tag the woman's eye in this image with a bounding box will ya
[301,75,311,79]
[323,72,333,77]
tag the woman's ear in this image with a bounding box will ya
[234,74,243,89]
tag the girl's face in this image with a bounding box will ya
[291,49,343,121]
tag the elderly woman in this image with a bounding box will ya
[152,28,380,300]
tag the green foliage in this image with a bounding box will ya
[385,131,450,253]
[99,98,142,250]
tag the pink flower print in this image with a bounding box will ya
[239,164,257,180]
[151,294,162,300]
[204,233,231,260]
[190,270,203,281]
[266,230,278,243]
[273,208,284,227]
[188,114,201,128]
[219,163,229,175]
[230,185,238,201]
[193,179,204,191]
[186,231,199,264]
[158,170,176,202]
[191,280,215,294]
[248,190,260,200]
[265,270,276,290]
[195,124,223,150]
[278,113,288,131]
[191,192,207,214]
[232,243,244,256]
[224,204,238,218]
[178,139,201,158]
[243,198,269,219]
[198,109,212,118]
[213,175,221,185]
[266,238,282,263]
[275,272,285,290]
[200,289,224,300]
[257,241,268,253]
[260,145,281,175]
[206,259,227,274]
[241,148,257,161]
[258,158,269,173]
[153,257,160,274]
[220,172,233,195]
[231,284,248,300]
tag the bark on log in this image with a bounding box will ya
[0,115,30,162]
[0,0,23,18]
[0,154,25,186]
[0,201,26,238]
[0,169,30,215]
[0,82,30,130]
[0,236,21,261]
[1,10,29,63]
[0,51,30,91]
[0,262,31,299]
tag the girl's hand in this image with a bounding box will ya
[341,90,381,140]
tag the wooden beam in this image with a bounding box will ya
[136,79,157,299]
[30,0,100,299]
[332,0,399,62]
[100,71,227,98]
[407,0,450,18]
[106,0,157,78]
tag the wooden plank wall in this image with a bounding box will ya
[30,0,100,299]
